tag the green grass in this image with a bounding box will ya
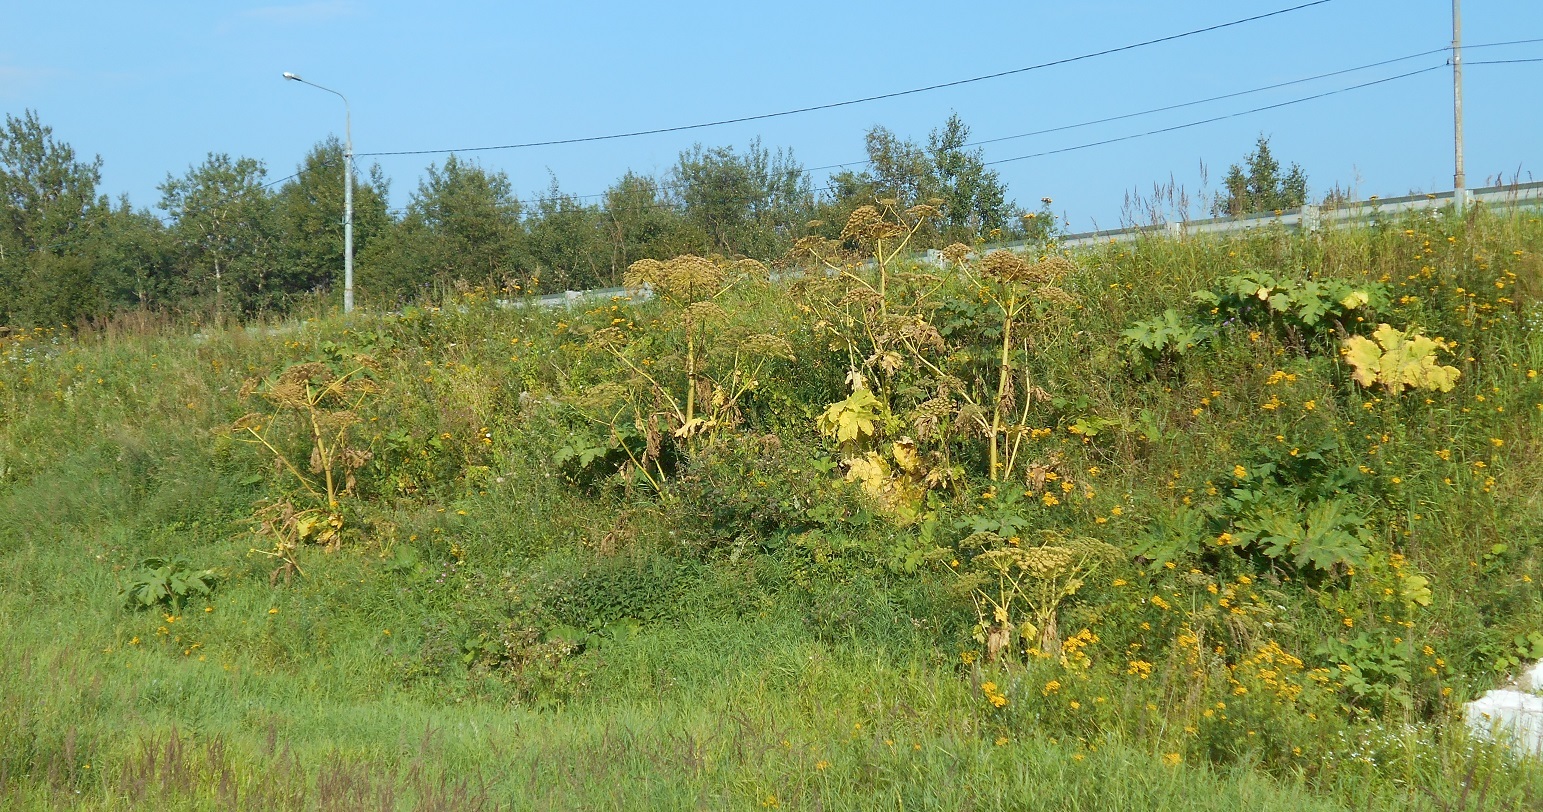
[1,208,1541,809]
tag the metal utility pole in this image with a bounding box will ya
[283,72,355,313]
[1452,0,1467,214]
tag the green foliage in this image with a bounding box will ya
[1121,308,1215,368]
[118,557,218,613]
[0,109,110,326]
[1232,496,1371,573]
[820,113,1015,245]
[671,139,811,259]
[158,152,275,321]
[3,207,1543,810]
[1123,270,1385,367]
[1214,135,1307,217]
[270,137,392,301]
[1192,270,1384,337]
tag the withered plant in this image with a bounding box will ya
[231,355,380,580]
[578,255,793,492]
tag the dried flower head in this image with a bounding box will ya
[979,250,1037,283]
[841,205,906,243]
[941,243,972,265]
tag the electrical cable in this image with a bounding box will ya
[355,0,1335,158]
[985,64,1445,166]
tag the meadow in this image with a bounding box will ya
[0,203,1540,810]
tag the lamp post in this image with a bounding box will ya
[283,72,354,313]
[1451,0,1466,214]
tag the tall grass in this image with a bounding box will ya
[0,207,1539,809]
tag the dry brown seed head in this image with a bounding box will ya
[979,250,1035,282]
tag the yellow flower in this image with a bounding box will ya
[268,608,279,615]
[815,760,830,771]
[995,736,1010,746]
[1163,753,1182,767]
[1233,465,1248,479]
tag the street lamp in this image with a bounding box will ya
[283,71,355,313]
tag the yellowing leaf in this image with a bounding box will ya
[818,388,882,443]
[1343,324,1461,395]
[1400,574,1433,607]
[892,438,922,474]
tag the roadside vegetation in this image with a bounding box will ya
[0,204,1540,810]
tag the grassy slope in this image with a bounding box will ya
[1,211,1541,809]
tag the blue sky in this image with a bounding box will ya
[4,1,1540,232]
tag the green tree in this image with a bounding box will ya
[0,110,108,325]
[928,113,1011,241]
[671,139,811,259]
[1214,135,1307,217]
[159,153,276,322]
[270,137,391,303]
[361,154,522,302]
[816,114,1013,246]
[523,176,610,291]
[88,198,176,311]
[601,172,693,277]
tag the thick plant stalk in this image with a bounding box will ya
[989,292,1017,481]
[684,328,696,428]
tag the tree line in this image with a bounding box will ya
[0,109,1038,328]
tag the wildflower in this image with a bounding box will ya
[995,736,1010,746]
[815,760,830,771]
[1163,753,1182,766]
[268,608,279,615]
[1233,465,1248,479]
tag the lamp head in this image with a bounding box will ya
[282,72,301,81]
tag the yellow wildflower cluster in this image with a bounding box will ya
[981,681,1008,708]
[1060,628,1099,669]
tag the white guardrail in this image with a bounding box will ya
[1047,180,1543,249]
[515,181,1543,309]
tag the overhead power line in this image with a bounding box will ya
[985,64,1446,165]
[550,49,1459,202]
[356,0,1335,158]
[383,61,1453,219]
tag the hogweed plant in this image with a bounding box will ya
[579,254,793,492]
[956,529,1119,662]
[795,204,967,513]
[230,355,380,580]
[946,246,1079,481]
[1342,323,1461,394]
